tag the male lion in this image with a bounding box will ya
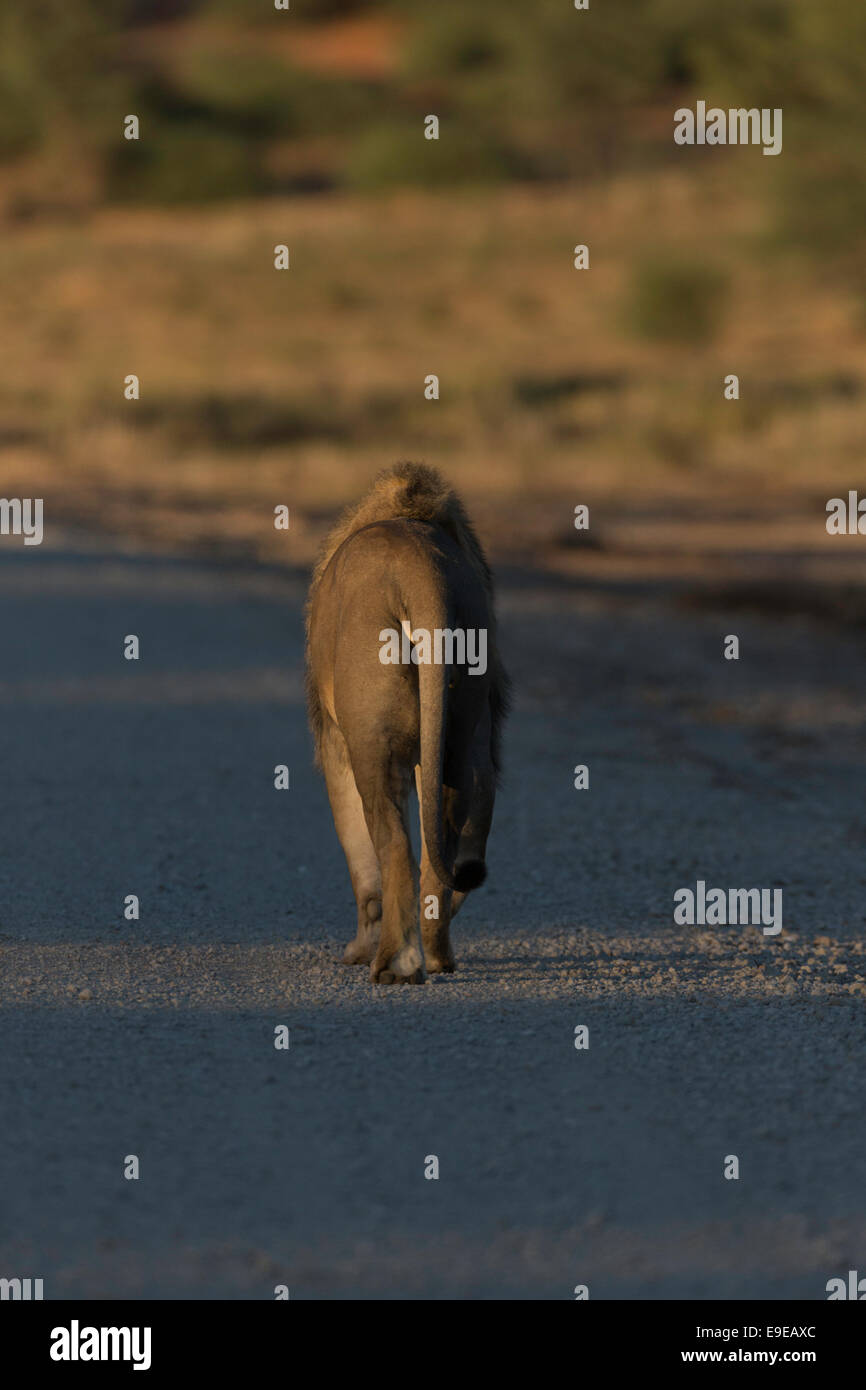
[305,463,509,984]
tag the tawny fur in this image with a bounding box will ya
[305,461,508,768]
[304,461,510,980]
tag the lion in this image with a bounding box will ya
[305,462,509,983]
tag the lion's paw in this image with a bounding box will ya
[425,955,455,975]
[342,936,375,966]
[371,944,426,985]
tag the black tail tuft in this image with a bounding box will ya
[453,860,487,893]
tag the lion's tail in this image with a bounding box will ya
[417,635,486,897]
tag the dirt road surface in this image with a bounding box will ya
[0,532,864,1299]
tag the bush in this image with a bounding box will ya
[170,49,302,137]
[628,257,729,344]
[108,124,260,203]
[343,120,517,190]
[0,1,131,161]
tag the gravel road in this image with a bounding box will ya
[0,532,864,1299]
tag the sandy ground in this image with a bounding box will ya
[0,530,864,1299]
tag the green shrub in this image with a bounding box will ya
[171,49,301,136]
[628,257,729,344]
[108,124,260,203]
[344,120,517,190]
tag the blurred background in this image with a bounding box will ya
[3,0,866,598]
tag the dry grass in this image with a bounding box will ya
[2,166,865,579]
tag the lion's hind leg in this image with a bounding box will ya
[414,767,456,974]
[320,721,382,965]
[350,753,424,985]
